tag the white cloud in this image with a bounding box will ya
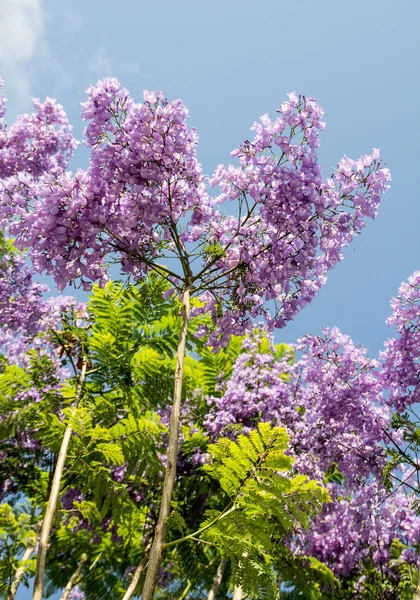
[0,0,45,114]
[0,0,44,64]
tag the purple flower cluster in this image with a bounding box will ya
[0,241,84,368]
[204,327,389,485]
[291,328,390,485]
[0,244,48,333]
[0,81,77,180]
[0,79,390,343]
[202,96,390,341]
[380,270,420,410]
[201,325,419,591]
[3,77,212,290]
[60,487,86,511]
[68,586,85,600]
[299,485,420,587]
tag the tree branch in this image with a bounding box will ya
[207,558,226,600]
[59,553,88,600]
[32,356,88,600]
[140,286,191,600]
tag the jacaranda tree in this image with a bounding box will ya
[0,235,419,599]
[0,236,334,600]
[3,76,418,600]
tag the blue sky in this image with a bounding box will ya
[1,0,417,596]
[2,0,419,360]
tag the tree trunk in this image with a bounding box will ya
[121,556,148,600]
[207,558,226,600]
[140,287,191,600]
[233,585,244,600]
[32,359,87,600]
[59,553,88,600]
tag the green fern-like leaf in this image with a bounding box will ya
[196,423,332,599]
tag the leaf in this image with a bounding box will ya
[96,443,125,465]
[197,423,332,599]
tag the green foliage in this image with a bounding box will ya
[86,278,181,411]
[166,423,334,600]
[203,241,226,263]
[323,462,346,486]
[43,408,167,535]
[388,538,419,600]
[0,274,190,598]
[0,354,61,429]
[0,504,37,598]
[0,354,63,503]
[179,425,208,461]
[44,524,141,600]
[383,410,420,496]
[2,269,384,600]
[197,334,244,397]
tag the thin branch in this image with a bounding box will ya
[164,504,236,550]
[121,554,148,600]
[207,558,226,600]
[178,580,192,600]
[32,355,88,600]
[6,522,42,600]
[59,553,88,600]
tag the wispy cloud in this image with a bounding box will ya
[90,48,114,77]
[90,48,141,79]
[120,61,141,75]
[0,0,45,114]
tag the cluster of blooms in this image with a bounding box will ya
[201,96,391,342]
[0,77,77,180]
[0,78,390,343]
[0,76,82,364]
[204,327,390,485]
[380,270,420,410]
[201,326,419,592]
[0,239,48,333]
[2,78,213,290]
[298,485,420,596]
[291,328,392,485]
[0,238,84,369]
[68,586,85,600]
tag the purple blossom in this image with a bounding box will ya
[0,234,86,373]
[380,270,420,410]
[0,79,390,343]
[204,327,389,485]
[0,245,49,334]
[0,88,77,180]
[201,326,420,592]
[68,585,85,600]
[111,464,127,483]
[297,485,420,595]
[60,487,86,511]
